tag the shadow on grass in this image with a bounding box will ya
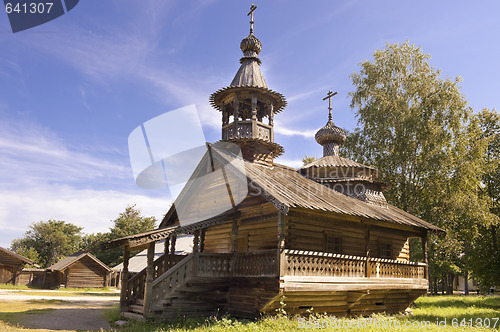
[409,296,500,328]
[416,296,500,309]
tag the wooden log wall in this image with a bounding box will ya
[263,288,426,316]
[63,256,109,288]
[203,195,278,253]
[287,210,417,261]
[0,264,18,284]
[227,277,279,317]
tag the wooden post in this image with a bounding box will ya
[233,95,239,138]
[200,229,206,253]
[120,246,130,312]
[422,233,428,280]
[364,225,370,278]
[278,212,287,276]
[231,219,239,253]
[193,230,200,253]
[170,235,177,255]
[251,96,257,138]
[143,242,155,318]
[278,212,286,250]
[164,237,170,255]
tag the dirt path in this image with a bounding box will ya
[16,304,114,331]
[0,289,120,331]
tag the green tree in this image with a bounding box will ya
[469,109,500,290]
[345,41,493,294]
[86,205,157,267]
[14,246,40,266]
[11,220,83,268]
[302,155,317,166]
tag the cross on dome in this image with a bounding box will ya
[322,90,338,121]
[248,4,257,34]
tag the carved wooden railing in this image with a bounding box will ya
[283,250,365,277]
[232,251,278,277]
[130,250,427,315]
[368,257,425,279]
[154,254,187,279]
[125,253,187,306]
[282,250,426,279]
[196,253,232,278]
[151,254,194,308]
[222,121,272,142]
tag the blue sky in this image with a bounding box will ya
[0,0,498,248]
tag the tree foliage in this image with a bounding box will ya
[302,155,318,166]
[11,220,83,268]
[344,41,496,291]
[83,205,157,267]
[469,109,500,289]
[11,205,157,269]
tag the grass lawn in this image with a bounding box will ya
[0,295,498,331]
[114,295,500,332]
[2,291,119,297]
[0,284,117,292]
[0,284,119,297]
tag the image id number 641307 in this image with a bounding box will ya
[6,2,53,14]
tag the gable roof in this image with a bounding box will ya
[108,145,443,251]
[301,155,376,170]
[48,252,111,272]
[242,162,442,232]
[161,145,443,233]
[0,247,34,266]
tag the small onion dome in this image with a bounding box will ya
[315,120,347,146]
[240,33,262,58]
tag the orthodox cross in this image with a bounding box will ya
[248,4,257,34]
[322,90,338,121]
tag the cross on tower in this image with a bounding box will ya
[322,90,338,121]
[248,4,257,34]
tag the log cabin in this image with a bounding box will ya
[48,252,112,288]
[103,5,444,320]
[0,246,34,285]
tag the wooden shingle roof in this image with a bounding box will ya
[48,252,111,272]
[209,147,443,233]
[0,247,34,266]
[301,155,376,170]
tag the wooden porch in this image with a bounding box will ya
[119,245,428,319]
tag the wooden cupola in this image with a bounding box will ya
[209,5,286,166]
[300,91,388,206]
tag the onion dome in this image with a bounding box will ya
[240,33,262,62]
[315,91,347,156]
[315,119,347,147]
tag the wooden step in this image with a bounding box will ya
[121,311,145,321]
[136,299,144,306]
[128,304,144,314]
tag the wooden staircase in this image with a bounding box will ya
[121,250,279,321]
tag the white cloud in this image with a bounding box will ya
[275,126,317,138]
[0,185,170,248]
[274,158,304,169]
[286,87,326,103]
[0,118,169,247]
[0,119,130,186]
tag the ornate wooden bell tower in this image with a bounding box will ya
[210,5,287,165]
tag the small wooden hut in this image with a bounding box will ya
[48,252,111,288]
[0,247,34,285]
[103,5,444,320]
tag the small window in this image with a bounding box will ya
[325,234,342,254]
[379,243,392,258]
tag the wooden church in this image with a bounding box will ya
[104,5,443,320]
